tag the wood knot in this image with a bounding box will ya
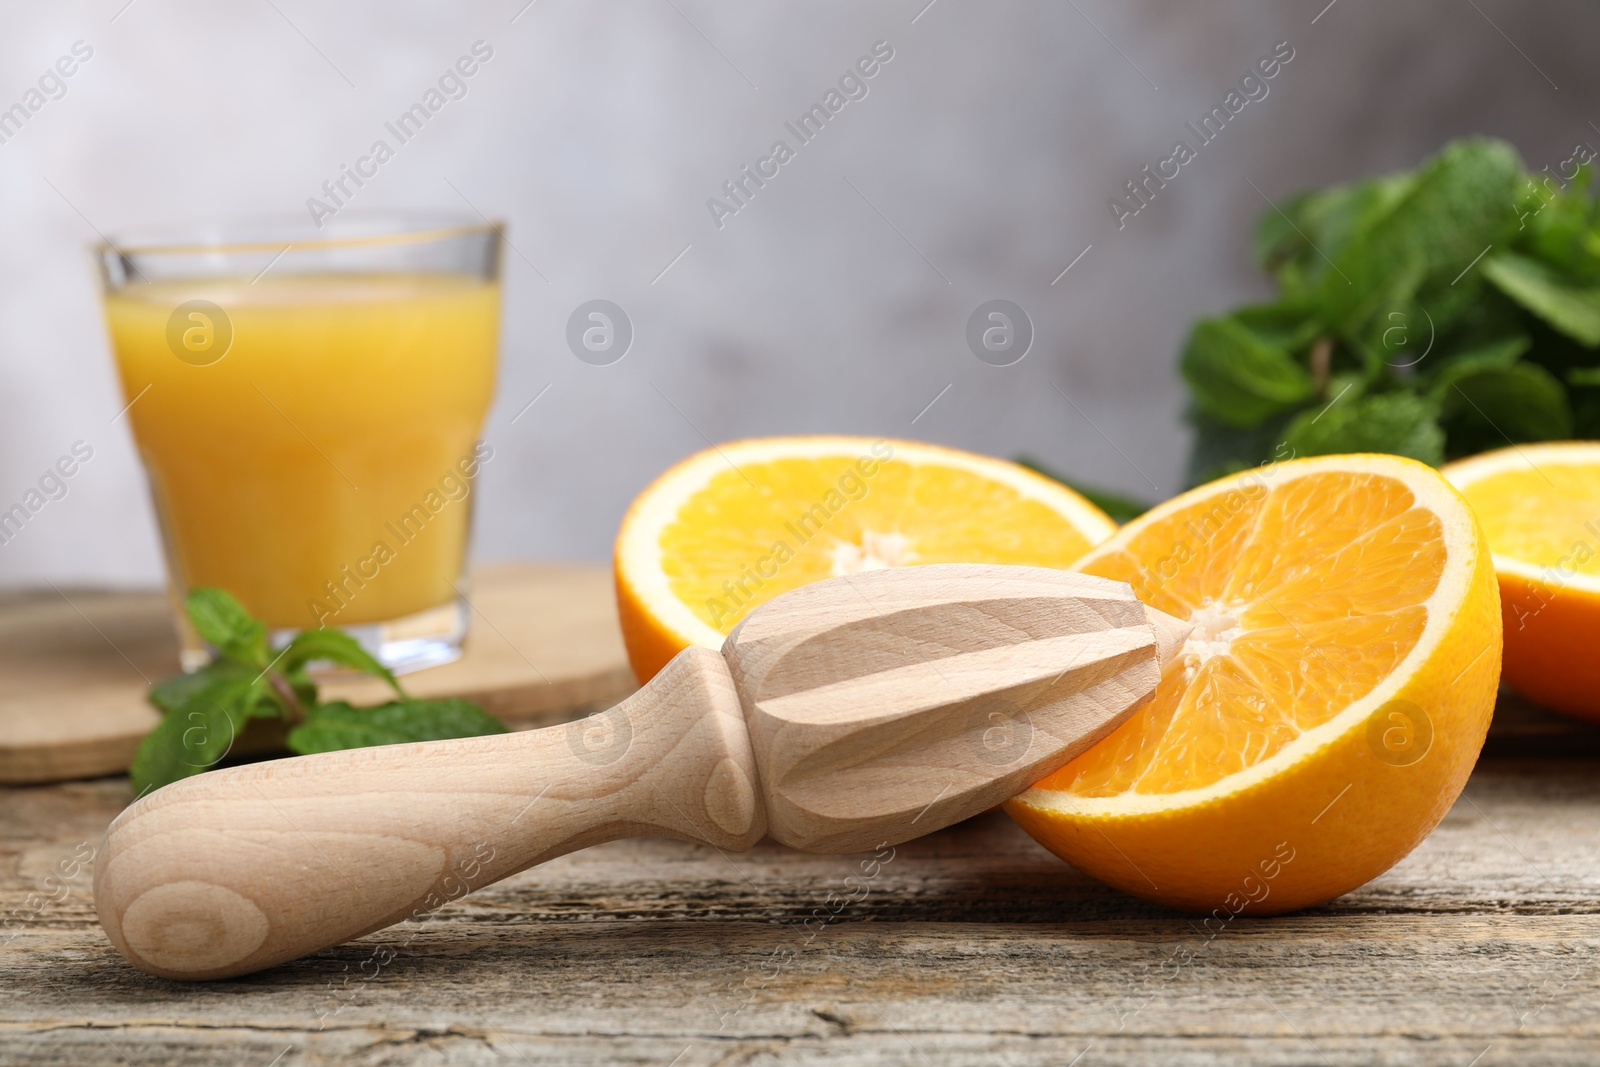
[703,756,757,838]
[120,881,269,976]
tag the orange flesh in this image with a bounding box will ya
[1456,462,1600,576]
[659,456,1104,634]
[1038,471,1446,797]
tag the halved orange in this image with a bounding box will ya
[1444,442,1600,719]
[1005,453,1501,914]
[613,436,1117,681]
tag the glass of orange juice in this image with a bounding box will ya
[96,214,501,672]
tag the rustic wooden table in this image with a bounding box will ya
[4,695,1599,1066]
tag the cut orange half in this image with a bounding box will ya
[1005,453,1501,914]
[1444,442,1600,719]
[613,436,1118,681]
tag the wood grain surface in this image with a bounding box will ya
[724,565,1189,853]
[4,695,1599,1065]
[95,647,763,980]
[0,563,637,784]
[91,564,1185,979]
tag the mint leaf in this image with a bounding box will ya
[1232,301,1324,354]
[1333,255,1429,370]
[1422,335,1532,392]
[134,590,504,791]
[1517,163,1600,281]
[1318,138,1520,339]
[1282,392,1445,465]
[287,698,507,755]
[279,628,401,695]
[148,659,261,717]
[131,669,271,794]
[1482,253,1600,346]
[1348,294,1437,371]
[186,587,268,666]
[1180,315,1315,427]
[1255,173,1415,294]
[1253,188,1313,278]
[1438,361,1573,455]
[1388,138,1521,272]
[1569,364,1600,439]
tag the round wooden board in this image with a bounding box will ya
[0,562,637,784]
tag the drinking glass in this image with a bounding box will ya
[96,213,502,672]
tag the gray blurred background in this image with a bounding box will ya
[2,0,1597,586]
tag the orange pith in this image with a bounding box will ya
[1006,454,1500,915]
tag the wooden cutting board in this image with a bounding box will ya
[0,562,638,785]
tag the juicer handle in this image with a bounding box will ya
[93,647,764,980]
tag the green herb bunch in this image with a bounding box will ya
[132,588,506,795]
[1183,136,1600,484]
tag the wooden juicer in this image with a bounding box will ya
[94,563,1190,979]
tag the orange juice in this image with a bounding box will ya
[104,274,499,631]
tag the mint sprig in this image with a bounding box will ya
[1181,136,1600,483]
[130,588,505,795]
